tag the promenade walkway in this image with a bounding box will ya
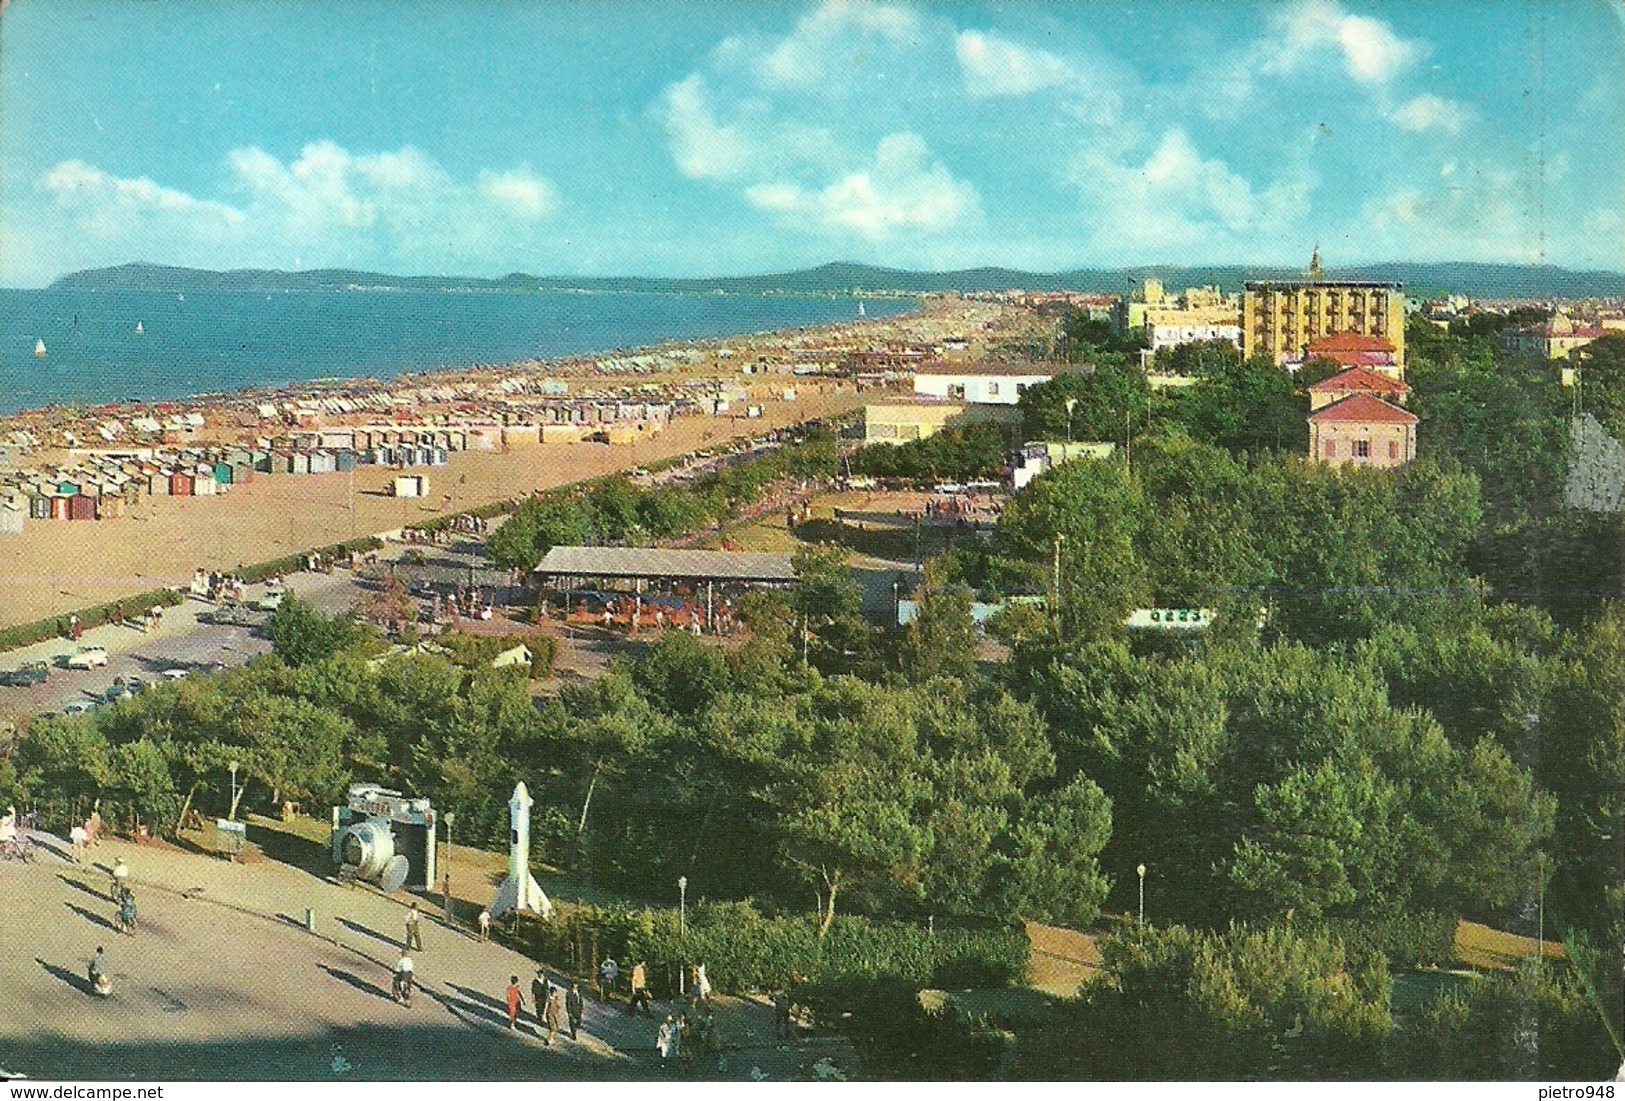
[0,822,842,1080]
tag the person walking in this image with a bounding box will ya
[531,970,552,1040]
[392,952,414,1004]
[566,982,584,1041]
[598,957,618,1001]
[656,1015,678,1069]
[478,909,491,942]
[405,902,423,951]
[505,975,523,1031]
[110,857,129,900]
[627,960,652,1017]
[545,984,567,1045]
[70,822,87,864]
[772,989,792,1039]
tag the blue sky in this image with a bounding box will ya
[1,0,1621,286]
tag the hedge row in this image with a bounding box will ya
[234,534,385,584]
[1326,910,1459,970]
[516,899,1029,998]
[0,587,188,654]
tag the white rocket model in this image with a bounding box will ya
[489,781,552,920]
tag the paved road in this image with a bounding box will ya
[0,824,850,1081]
[0,570,365,725]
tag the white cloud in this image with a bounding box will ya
[1391,94,1469,134]
[1359,162,1538,261]
[1069,128,1313,257]
[1336,12,1420,82]
[741,131,978,238]
[661,75,754,182]
[36,142,562,271]
[955,30,1073,98]
[478,168,559,221]
[657,14,981,243]
[1261,0,1423,85]
[755,0,922,91]
[43,160,246,233]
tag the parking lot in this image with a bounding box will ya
[0,570,363,725]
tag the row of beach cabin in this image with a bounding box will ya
[0,402,680,535]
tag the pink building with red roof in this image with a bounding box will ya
[1308,393,1418,469]
[1307,367,1411,411]
[1290,331,1403,380]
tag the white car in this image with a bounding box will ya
[63,700,98,716]
[255,591,285,611]
[66,646,109,670]
[159,668,190,681]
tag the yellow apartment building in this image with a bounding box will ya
[1241,255,1405,374]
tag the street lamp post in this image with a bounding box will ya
[1535,853,1544,974]
[1137,863,1147,928]
[1065,397,1078,445]
[228,759,239,819]
[678,875,689,995]
[1052,534,1066,635]
[443,811,456,921]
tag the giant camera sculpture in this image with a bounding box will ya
[330,783,437,892]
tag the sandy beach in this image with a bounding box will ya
[0,384,869,629]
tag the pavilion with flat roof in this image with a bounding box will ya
[533,545,796,627]
[533,545,795,584]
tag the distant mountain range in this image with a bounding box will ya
[48,259,1625,299]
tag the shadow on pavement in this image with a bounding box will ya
[36,957,93,996]
[443,981,520,1031]
[318,963,393,1004]
[338,916,400,948]
[30,835,73,862]
[417,982,511,1033]
[56,873,110,902]
[244,821,333,879]
[65,901,119,933]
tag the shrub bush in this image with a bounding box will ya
[518,900,1028,997]
[0,587,187,655]
[1327,910,1458,969]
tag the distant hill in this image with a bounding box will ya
[48,259,1625,299]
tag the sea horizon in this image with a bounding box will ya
[0,287,918,416]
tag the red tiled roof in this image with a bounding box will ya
[1309,366,1411,394]
[1308,331,1396,354]
[1307,393,1418,425]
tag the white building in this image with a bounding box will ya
[1010,441,1115,491]
[1146,321,1241,353]
[913,365,1054,406]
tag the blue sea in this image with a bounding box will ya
[0,289,918,414]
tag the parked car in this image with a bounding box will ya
[63,700,97,716]
[160,667,190,681]
[0,661,51,688]
[65,646,110,670]
[255,591,285,611]
[102,676,146,703]
[202,605,268,627]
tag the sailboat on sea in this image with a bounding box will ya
[135,320,144,335]
[34,339,46,358]
[858,301,867,318]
